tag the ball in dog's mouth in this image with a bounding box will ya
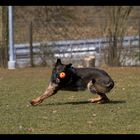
[59,72,66,78]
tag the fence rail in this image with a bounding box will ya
[14,35,140,67]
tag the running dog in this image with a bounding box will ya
[30,59,114,106]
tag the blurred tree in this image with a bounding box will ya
[33,6,76,25]
[0,6,8,68]
[103,6,133,66]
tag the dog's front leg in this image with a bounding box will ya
[30,83,58,106]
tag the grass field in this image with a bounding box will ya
[0,67,140,134]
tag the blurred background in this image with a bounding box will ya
[0,6,140,68]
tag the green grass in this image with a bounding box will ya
[0,67,140,134]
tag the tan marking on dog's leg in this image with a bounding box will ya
[89,95,102,103]
[30,83,58,106]
[87,81,103,103]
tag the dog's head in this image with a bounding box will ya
[50,59,75,88]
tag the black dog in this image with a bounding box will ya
[30,59,114,106]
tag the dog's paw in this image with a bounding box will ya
[88,98,98,103]
[30,100,35,106]
[30,99,43,106]
[88,96,102,103]
[97,99,110,104]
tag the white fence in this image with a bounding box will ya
[14,35,140,67]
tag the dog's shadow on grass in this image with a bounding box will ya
[40,100,126,106]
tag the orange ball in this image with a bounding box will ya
[59,72,66,78]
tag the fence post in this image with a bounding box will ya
[29,21,34,67]
[8,6,16,69]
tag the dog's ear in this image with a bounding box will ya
[55,59,62,65]
[66,63,72,69]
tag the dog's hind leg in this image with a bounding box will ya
[87,81,101,103]
[30,83,58,106]
[87,80,110,104]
